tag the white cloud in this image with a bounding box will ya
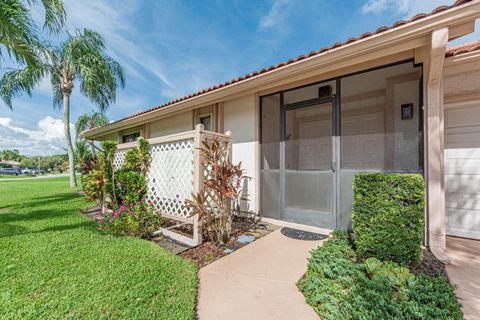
[361,0,480,46]
[63,0,176,90]
[259,0,292,30]
[362,0,442,15]
[0,116,74,156]
[362,0,389,14]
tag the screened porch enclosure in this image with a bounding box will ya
[260,61,424,230]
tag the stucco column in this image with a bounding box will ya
[425,28,451,263]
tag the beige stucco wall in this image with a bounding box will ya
[444,68,480,98]
[99,132,119,142]
[149,111,193,138]
[223,94,258,213]
[393,80,421,169]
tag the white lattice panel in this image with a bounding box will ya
[146,138,195,218]
[113,149,129,170]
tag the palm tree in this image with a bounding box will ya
[0,29,125,187]
[0,0,65,68]
[75,111,108,155]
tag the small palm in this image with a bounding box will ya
[0,29,125,187]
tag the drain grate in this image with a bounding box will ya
[280,227,328,241]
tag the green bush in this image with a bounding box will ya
[298,232,463,320]
[115,169,146,202]
[352,173,424,264]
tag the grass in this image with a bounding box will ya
[0,177,198,319]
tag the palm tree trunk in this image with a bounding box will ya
[63,93,77,187]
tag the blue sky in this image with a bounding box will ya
[0,0,478,155]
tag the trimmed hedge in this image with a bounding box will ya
[298,232,463,320]
[352,173,424,265]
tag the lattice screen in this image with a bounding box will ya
[113,149,129,170]
[146,138,195,218]
[111,130,231,246]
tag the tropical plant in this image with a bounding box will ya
[0,28,125,187]
[83,156,106,210]
[186,138,250,244]
[75,111,108,155]
[0,0,65,69]
[364,257,417,289]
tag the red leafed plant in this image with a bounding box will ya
[186,138,250,244]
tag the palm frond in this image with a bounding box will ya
[50,69,63,108]
[0,0,40,68]
[0,64,46,109]
[39,0,66,34]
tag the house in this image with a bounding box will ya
[83,0,480,262]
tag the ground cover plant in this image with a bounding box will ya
[298,231,463,320]
[0,177,197,319]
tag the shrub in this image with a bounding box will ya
[124,138,150,175]
[352,173,424,265]
[115,169,146,202]
[95,198,162,238]
[298,232,463,320]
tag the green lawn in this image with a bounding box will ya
[0,177,198,319]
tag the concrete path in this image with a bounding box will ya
[0,173,69,181]
[197,229,324,320]
[446,236,480,320]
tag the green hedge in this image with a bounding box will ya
[298,232,463,320]
[352,173,424,265]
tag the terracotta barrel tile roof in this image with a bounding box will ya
[91,0,473,130]
[446,40,480,57]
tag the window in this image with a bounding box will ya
[122,132,140,143]
[197,114,213,131]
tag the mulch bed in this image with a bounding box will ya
[81,206,279,268]
[178,217,279,268]
[410,248,448,278]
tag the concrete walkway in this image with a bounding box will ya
[446,236,480,320]
[0,173,68,181]
[197,229,324,320]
